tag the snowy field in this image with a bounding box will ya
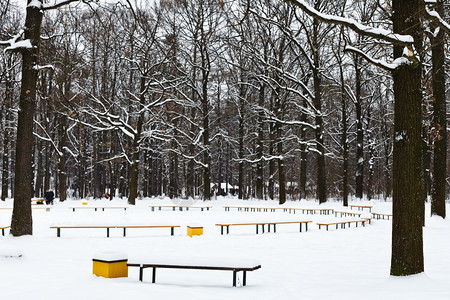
[1,196,450,300]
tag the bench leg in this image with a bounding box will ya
[123,228,126,237]
[306,223,308,232]
[299,223,302,232]
[57,228,61,237]
[274,224,276,233]
[107,228,110,238]
[233,270,237,287]
[152,267,156,283]
[243,271,247,286]
[139,266,144,281]
[256,225,258,234]
[221,226,224,235]
[171,227,174,236]
[72,208,75,212]
[2,228,4,236]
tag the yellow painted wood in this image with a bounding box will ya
[187,226,203,237]
[92,260,128,278]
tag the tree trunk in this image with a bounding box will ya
[430,0,447,219]
[58,115,67,202]
[255,75,266,200]
[390,0,424,276]
[340,64,349,206]
[11,2,44,236]
[312,4,326,204]
[354,57,364,200]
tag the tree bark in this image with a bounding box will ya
[11,2,44,236]
[313,1,326,204]
[430,0,447,219]
[390,0,424,276]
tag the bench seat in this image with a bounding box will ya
[317,218,372,231]
[69,206,128,212]
[371,212,392,220]
[50,225,180,237]
[149,205,212,211]
[215,220,312,235]
[127,257,261,287]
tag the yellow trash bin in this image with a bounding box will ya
[187,224,203,237]
[93,252,128,278]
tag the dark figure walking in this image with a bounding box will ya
[44,189,54,205]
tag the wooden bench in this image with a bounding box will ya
[349,205,373,212]
[317,218,371,231]
[69,206,128,212]
[127,257,261,287]
[372,212,392,220]
[215,220,312,235]
[149,205,212,212]
[334,210,362,217]
[223,206,334,215]
[1,226,10,236]
[0,206,52,211]
[50,225,180,237]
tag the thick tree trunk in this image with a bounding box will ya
[11,2,43,236]
[390,0,424,276]
[430,0,447,218]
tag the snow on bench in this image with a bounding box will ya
[69,206,129,212]
[149,205,212,211]
[127,256,261,287]
[215,220,312,235]
[316,218,372,231]
[50,224,180,237]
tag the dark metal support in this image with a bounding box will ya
[107,228,110,238]
[233,270,237,287]
[139,266,143,281]
[152,267,156,283]
[171,227,174,236]
[123,228,126,237]
[243,271,247,286]
[57,228,61,237]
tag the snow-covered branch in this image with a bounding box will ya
[344,46,412,72]
[424,6,450,36]
[284,0,414,46]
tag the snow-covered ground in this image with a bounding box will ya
[1,196,450,300]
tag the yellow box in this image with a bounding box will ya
[187,226,203,237]
[93,259,128,278]
[82,202,88,205]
